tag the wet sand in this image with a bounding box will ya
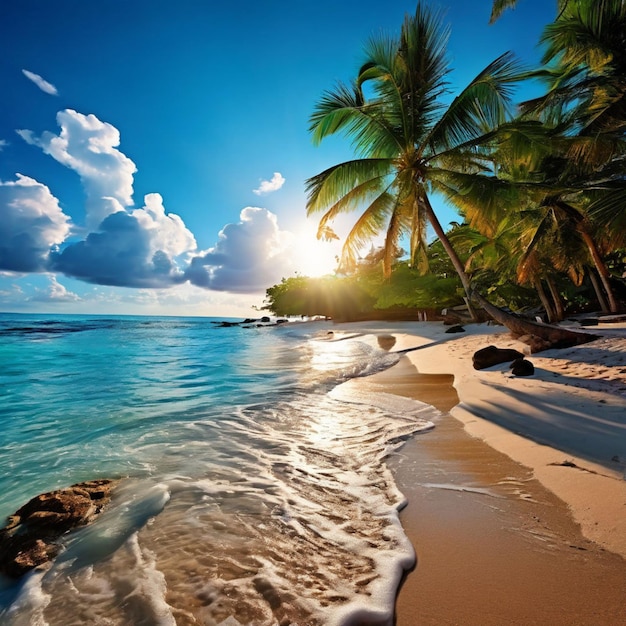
[352,357,626,625]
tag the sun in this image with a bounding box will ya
[291,228,340,278]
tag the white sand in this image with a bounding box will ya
[332,319,626,559]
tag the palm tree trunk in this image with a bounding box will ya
[578,228,619,313]
[546,276,565,321]
[588,268,610,313]
[556,201,619,313]
[422,196,598,350]
[471,290,598,349]
[421,196,479,321]
[535,277,556,322]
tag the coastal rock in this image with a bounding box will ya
[377,335,397,350]
[472,345,525,370]
[445,324,465,334]
[579,318,599,327]
[510,358,534,376]
[0,479,117,578]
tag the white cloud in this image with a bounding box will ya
[253,172,285,195]
[50,193,197,288]
[18,109,137,229]
[22,69,58,96]
[10,109,295,298]
[0,139,8,151]
[0,174,71,272]
[185,207,297,292]
[30,275,80,302]
[131,193,197,259]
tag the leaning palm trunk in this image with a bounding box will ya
[556,202,619,313]
[422,197,480,322]
[545,276,565,321]
[578,229,619,313]
[534,277,557,323]
[471,290,598,350]
[588,268,610,313]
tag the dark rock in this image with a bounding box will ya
[509,358,534,376]
[260,316,271,323]
[445,325,465,334]
[472,345,525,370]
[276,319,288,325]
[0,479,117,578]
[579,318,599,326]
[377,335,396,350]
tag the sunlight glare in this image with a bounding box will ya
[291,228,340,277]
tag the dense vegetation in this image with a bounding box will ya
[264,1,626,326]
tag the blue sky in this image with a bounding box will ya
[0,0,555,317]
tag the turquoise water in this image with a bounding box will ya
[0,314,437,625]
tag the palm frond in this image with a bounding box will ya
[587,187,626,246]
[305,158,392,215]
[382,201,407,277]
[424,52,524,155]
[309,83,401,156]
[338,192,403,270]
[489,0,519,24]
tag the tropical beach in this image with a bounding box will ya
[3,0,626,623]
[334,319,626,624]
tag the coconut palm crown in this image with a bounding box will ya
[305,3,522,304]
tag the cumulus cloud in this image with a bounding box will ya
[17,109,137,229]
[50,193,197,288]
[10,108,297,297]
[30,276,80,302]
[253,172,285,195]
[0,174,71,272]
[185,207,296,292]
[22,69,59,96]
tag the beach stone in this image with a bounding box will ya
[472,345,525,370]
[445,324,465,334]
[0,479,117,578]
[510,358,534,376]
[377,334,396,350]
[579,318,599,326]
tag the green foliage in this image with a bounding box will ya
[282,1,626,321]
[263,247,465,319]
[262,275,376,320]
[306,2,524,290]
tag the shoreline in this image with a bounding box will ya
[335,320,626,623]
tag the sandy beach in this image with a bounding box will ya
[339,320,626,624]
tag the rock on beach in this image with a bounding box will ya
[0,479,117,578]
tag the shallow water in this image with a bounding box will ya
[0,314,437,625]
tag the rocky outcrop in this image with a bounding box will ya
[472,345,525,370]
[0,479,117,578]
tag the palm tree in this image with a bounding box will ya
[306,3,595,347]
[307,4,519,310]
[528,0,626,253]
[530,0,626,136]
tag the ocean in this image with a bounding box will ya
[0,314,438,626]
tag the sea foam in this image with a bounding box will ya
[0,315,438,625]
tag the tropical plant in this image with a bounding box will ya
[307,4,520,311]
[306,3,595,346]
